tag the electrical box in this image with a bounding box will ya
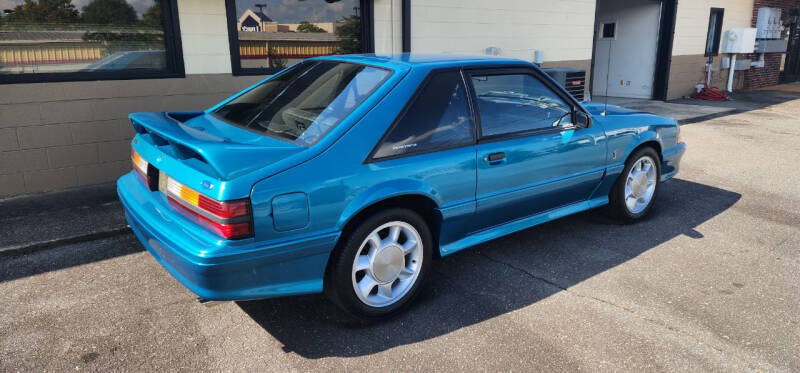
[721,28,757,54]
[756,8,782,39]
[755,39,788,53]
[734,59,752,70]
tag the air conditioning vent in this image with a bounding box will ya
[542,68,586,102]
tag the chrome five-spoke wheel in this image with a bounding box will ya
[624,155,657,214]
[351,221,423,308]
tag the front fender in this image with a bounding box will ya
[337,178,442,230]
[590,120,677,200]
[621,129,663,161]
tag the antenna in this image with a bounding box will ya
[602,37,612,116]
[254,3,266,13]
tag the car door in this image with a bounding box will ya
[467,67,606,231]
[368,68,479,245]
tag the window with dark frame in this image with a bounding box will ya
[0,0,184,84]
[372,71,473,159]
[225,0,373,76]
[705,8,724,57]
[600,22,616,39]
[471,73,572,137]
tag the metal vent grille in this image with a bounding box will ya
[542,67,586,102]
[564,72,585,101]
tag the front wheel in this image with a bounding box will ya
[608,147,661,222]
[326,208,432,319]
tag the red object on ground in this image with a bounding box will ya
[692,86,728,101]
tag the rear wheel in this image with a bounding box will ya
[326,208,432,319]
[608,147,661,222]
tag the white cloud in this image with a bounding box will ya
[0,0,21,11]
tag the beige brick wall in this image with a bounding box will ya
[374,0,403,54]
[408,0,597,63]
[672,0,754,57]
[177,0,233,74]
[667,0,754,100]
[667,54,748,100]
[0,75,263,197]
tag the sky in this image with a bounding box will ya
[235,0,358,24]
[0,0,156,16]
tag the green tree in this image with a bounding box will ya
[141,0,162,28]
[335,14,361,54]
[1,0,79,24]
[81,0,137,25]
[296,21,326,33]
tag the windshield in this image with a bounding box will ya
[213,61,391,145]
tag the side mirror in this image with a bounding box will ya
[575,111,592,128]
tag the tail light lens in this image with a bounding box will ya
[164,175,252,240]
[131,148,148,177]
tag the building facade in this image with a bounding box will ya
[0,0,797,198]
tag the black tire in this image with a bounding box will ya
[608,147,661,223]
[325,208,433,319]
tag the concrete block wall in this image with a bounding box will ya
[0,75,262,198]
[177,0,233,75]
[407,0,596,70]
[374,0,403,54]
[0,0,264,198]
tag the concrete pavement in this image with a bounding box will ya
[1,88,799,371]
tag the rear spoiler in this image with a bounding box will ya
[129,111,301,180]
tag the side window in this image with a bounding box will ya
[372,71,473,159]
[471,73,573,137]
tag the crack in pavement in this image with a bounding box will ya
[474,250,765,372]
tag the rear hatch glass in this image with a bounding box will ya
[212,60,391,146]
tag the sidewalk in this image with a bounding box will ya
[592,82,800,123]
[0,183,129,257]
[590,96,737,124]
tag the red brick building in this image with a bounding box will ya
[743,0,800,88]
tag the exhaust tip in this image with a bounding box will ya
[197,297,227,308]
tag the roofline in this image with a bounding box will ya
[306,53,535,70]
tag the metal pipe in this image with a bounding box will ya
[726,53,737,92]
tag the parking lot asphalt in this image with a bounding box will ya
[2,92,799,372]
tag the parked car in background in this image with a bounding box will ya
[117,54,685,319]
[81,50,166,72]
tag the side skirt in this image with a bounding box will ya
[439,196,609,256]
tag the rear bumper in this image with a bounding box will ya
[661,142,686,182]
[117,173,338,301]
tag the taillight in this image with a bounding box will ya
[131,148,148,177]
[164,176,252,239]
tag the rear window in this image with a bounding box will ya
[213,61,391,145]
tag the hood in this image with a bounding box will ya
[580,102,648,117]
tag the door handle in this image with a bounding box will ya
[484,152,506,163]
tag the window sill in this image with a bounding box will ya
[0,70,186,85]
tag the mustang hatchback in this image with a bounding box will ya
[118,54,685,318]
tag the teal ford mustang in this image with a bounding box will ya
[118,54,685,318]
